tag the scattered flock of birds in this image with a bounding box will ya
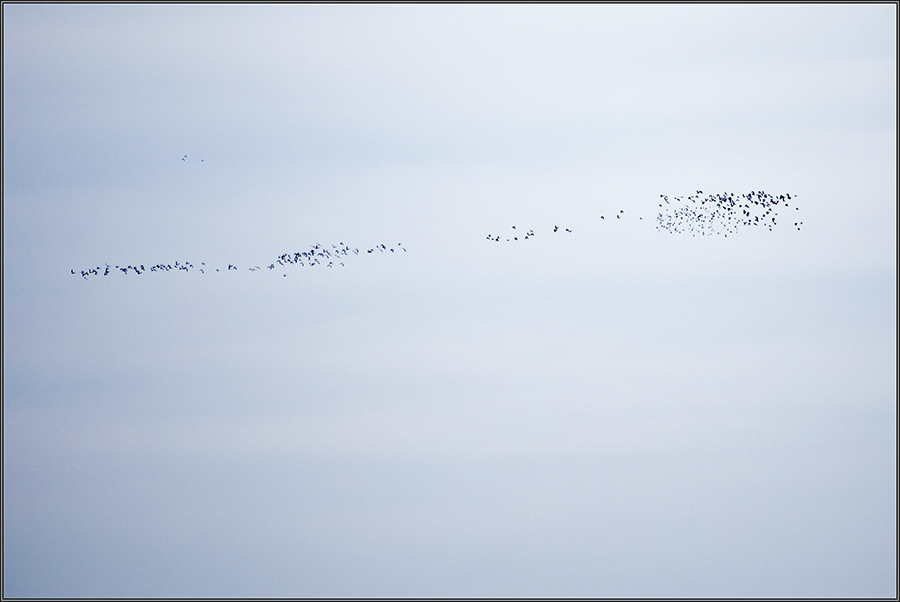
[483,190,800,243]
[74,184,800,278]
[485,224,573,242]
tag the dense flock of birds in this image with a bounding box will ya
[655,190,801,237]
[74,187,799,278]
[72,241,406,279]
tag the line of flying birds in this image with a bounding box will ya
[74,190,800,278]
[72,242,406,279]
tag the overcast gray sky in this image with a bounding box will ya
[3,4,896,598]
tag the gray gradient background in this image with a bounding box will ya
[3,4,897,597]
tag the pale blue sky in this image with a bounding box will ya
[3,4,896,597]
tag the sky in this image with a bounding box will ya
[3,4,897,598]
